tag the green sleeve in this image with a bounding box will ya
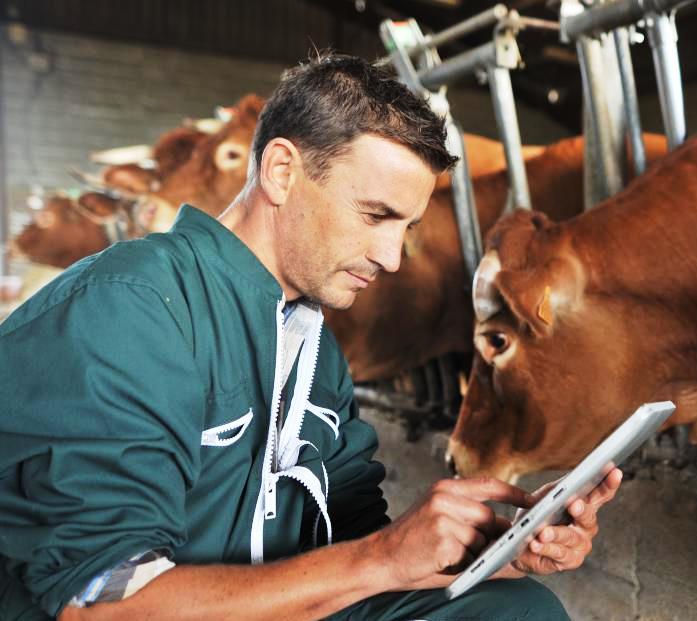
[323,356,391,543]
[0,279,205,617]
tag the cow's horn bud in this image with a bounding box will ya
[473,251,503,322]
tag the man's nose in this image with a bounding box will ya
[368,230,403,274]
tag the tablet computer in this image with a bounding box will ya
[445,400,676,600]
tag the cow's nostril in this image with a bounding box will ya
[445,451,458,478]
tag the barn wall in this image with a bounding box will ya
[0,25,286,213]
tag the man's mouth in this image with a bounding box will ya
[346,271,375,288]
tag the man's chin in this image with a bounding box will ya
[312,289,359,311]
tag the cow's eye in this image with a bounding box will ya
[486,332,509,353]
[475,329,514,367]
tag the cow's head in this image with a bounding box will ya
[447,208,692,482]
[12,192,136,268]
[138,94,265,230]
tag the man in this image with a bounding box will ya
[0,55,620,620]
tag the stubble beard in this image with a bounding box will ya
[302,273,359,310]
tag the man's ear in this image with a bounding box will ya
[259,138,303,207]
[495,256,585,337]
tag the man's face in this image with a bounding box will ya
[277,134,437,309]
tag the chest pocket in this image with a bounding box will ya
[201,383,254,448]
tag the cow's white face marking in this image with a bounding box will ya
[215,140,248,171]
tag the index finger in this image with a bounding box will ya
[450,477,536,508]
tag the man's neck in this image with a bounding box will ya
[218,187,300,301]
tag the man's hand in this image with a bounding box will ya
[369,477,535,591]
[503,468,623,577]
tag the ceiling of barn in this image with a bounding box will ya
[1,0,696,133]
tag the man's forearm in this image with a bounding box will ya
[59,531,392,621]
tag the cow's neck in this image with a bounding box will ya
[570,138,697,307]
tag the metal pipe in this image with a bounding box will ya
[646,11,686,149]
[577,36,626,207]
[445,116,482,284]
[417,40,496,90]
[420,4,508,50]
[562,0,692,41]
[613,27,646,175]
[487,66,532,209]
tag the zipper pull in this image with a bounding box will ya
[265,473,278,520]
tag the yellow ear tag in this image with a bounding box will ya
[537,285,553,325]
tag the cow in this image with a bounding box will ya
[447,135,697,484]
[11,192,140,268]
[328,133,668,383]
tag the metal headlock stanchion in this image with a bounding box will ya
[561,0,694,207]
[380,7,558,284]
[646,11,686,150]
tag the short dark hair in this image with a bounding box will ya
[251,54,458,182]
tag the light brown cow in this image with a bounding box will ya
[11,193,140,268]
[448,135,697,483]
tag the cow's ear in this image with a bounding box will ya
[153,128,206,178]
[496,257,584,337]
[238,94,265,120]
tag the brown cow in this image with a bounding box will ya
[9,96,265,268]
[447,135,697,483]
[328,134,668,382]
[11,193,140,268]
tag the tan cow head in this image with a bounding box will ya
[12,192,137,268]
[448,207,696,483]
[136,94,265,230]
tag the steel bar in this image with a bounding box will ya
[417,40,496,90]
[378,6,506,70]
[577,35,626,207]
[613,27,647,175]
[379,20,423,92]
[420,4,507,51]
[562,0,693,41]
[487,66,532,209]
[445,117,482,286]
[504,15,561,32]
[646,12,687,149]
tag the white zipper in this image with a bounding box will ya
[250,301,331,565]
[277,312,324,471]
[250,296,286,564]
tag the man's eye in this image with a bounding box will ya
[364,213,383,224]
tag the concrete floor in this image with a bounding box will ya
[364,408,697,621]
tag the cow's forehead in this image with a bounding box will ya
[487,210,556,269]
